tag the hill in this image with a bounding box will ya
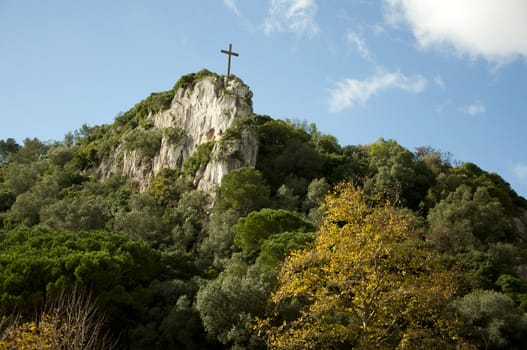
[1,71,527,349]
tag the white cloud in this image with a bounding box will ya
[434,75,445,89]
[224,0,241,16]
[385,0,527,63]
[462,101,485,116]
[514,163,527,181]
[346,31,370,59]
[264,0,319,38]
[329,71,427,112]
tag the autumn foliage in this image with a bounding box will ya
[257,183,469,349]
[0,286,115,350]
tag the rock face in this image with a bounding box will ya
[100,74,257,193]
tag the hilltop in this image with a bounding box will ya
[72,70,256,193]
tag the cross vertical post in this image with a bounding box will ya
[221,43,239,78]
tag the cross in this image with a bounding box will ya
[221,43,239,77]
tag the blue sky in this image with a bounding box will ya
[1,0,527,197]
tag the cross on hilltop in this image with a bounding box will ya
[221,43,239,78]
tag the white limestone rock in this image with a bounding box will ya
[100,73,257,193]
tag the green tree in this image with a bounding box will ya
[366,138,428,209]
[329,145,370,185]
[170,190,210,253]
[256,231,315,270]
[0,138,20,164]
[8,138,48,164]
[274,185,300,211]
[0,226,194,348]
[199,208,242,269]
[256,120,322,192]
[302,178,330,225]
[453,290,527,349]
[0,190,15,212]
[2,161,46,196]
[40,196,108,231]
[427,184,511,254]
[426,162,526,217]
[111,192,170,248]
[233,208,313,257]
[218,167,270,216]
[196,254,275,349]
[8,185,55,225]
[128,279,209,350]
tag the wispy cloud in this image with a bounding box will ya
[435,98,452,114]
[513,163,527,182]
[372,24,385,36]
[434,75,445,89]
[346,31,370,59]
[461,100,485,116]
[384,0,527,64]
[224,0,241,16]
[264,0,319,38]
[329,71,427,112]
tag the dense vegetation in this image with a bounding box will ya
[1,77,527,348]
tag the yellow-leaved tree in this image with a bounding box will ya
[0,285,116,350]
[257,182,472,349]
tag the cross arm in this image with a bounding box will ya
[221,50,239,57]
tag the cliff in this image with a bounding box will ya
[99,71,258,193]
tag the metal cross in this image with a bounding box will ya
[221,43,239,77]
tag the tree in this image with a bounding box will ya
[0,226,195,348]
[196,254,275,349]
[218,167,270,216]
[111,192,169,248]
[0,191,15,213]
[0,138,20,164]
[233,208,313,257]
[199,208,241,268]
[256,120,322,192]
[330,145,370,185]
[367,139,416,202]
[40,196,108,231]
[274,185,300,211]
[2,161,46,196]
[8,138,48,164]
[427,185,511,254]
[128,279,209,350]
[366,139,436,210]
[453,290,527,349]
[0,227,161,316]
[302,178,330,225]
[426,162,525,217]
[170,190,210,253]
[0,285,116,350]
[256,231,315,270]
[257,182,468,349]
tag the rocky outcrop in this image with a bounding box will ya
[100,73,257,193]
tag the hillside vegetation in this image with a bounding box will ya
[1,74,527,349]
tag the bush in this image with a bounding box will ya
[123,128,162,159]
[173,69,217,92]
[182,142,214,178]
